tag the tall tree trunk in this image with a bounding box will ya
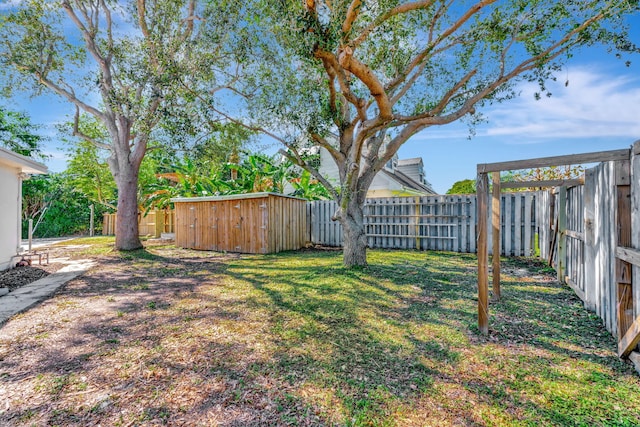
[114,166,142,250]
[341,198,368,267]
[106,118,145,251]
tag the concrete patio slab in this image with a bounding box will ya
[0,259,97,325]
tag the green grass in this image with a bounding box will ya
[3,246,639,426]
[199,250,640,426]
[53,235,116,256]
[54,236,115,246]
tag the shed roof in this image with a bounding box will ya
[171,192,307,203]
[0,146,48,175]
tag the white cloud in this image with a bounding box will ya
[481,67,640,139]
[405,66,640,145]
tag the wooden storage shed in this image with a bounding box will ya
[171,193,307,254]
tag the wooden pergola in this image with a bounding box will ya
[475,148,630,335]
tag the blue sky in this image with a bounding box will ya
[4,6,640,194]
[399,60,640,193]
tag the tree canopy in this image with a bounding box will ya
[237,0,639,266]
[447,179,476,195]
[2,1,639,264]
[0,0,252,250]
[0,106,45,159]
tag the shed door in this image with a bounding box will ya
[210,203,219,251]
[234,200,245,252]
[239,197,268,254]
[188,204,197,249]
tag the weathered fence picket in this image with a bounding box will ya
[103,209,175,237]
[307,193,537,256]
[535,159,634,340]
[475,146,640,368]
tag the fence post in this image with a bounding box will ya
[155,210,164,238]
[89,204,94,237]
[477,172,489,335]
[557,187,567,283]
[615,159,633,340]
[491,172,501,300]
[28,219,33,252]
[414,196,421,250]
[583,168,596,310]
[631,141,640,321]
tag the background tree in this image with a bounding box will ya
[290,170,331,200]
[446,179,476,195]
[61,116,117,211]
[500,165,586,191]
[141,151,312,211]
[22,174,106,238]
[0,0,248,250]
[186,123,257,174]
[0,106,46,160]
[243,0,638,267]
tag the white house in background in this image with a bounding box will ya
[318,147,436,198]
[0,147,48,270]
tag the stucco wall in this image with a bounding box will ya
[0,166,20,270]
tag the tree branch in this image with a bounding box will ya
[337,46,392,120]
[385,0,491,95]
[342,0,363,35]
[62,0,114,100]
[99,0,114,62]
[393,1,613,128]
[310,132,347,171]
[137,0,160,70]
[211,106,289,146]
[279,148,340,200]
[376,12,602,170]
[351,0,437,49]
[314,48,367,122]
[71,106,111,151]
[32,72,105,122]
[319,58,340,127]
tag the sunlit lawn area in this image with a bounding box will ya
[1,238,639,426]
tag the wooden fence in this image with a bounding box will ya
[308,193,538,256]
[103,209,175,238]
[529,145,640,364]
[536,162,623,337]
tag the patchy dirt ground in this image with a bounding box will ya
[0,243,638,426]
[0,244,95,291]
[0,245,258,426]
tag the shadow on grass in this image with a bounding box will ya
[1,248,639,426]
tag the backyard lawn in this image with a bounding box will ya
[1,237,639,426]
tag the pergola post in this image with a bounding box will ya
[491,171,501,300]
[475,148,630,335]
[477,172,489,335]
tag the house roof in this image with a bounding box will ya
[381,168,436,195]
[396,157,423,166]
[0,146,48,175]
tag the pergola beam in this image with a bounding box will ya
[477,149,629,174]
[475,147,631,337]
[500,178,584,189]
